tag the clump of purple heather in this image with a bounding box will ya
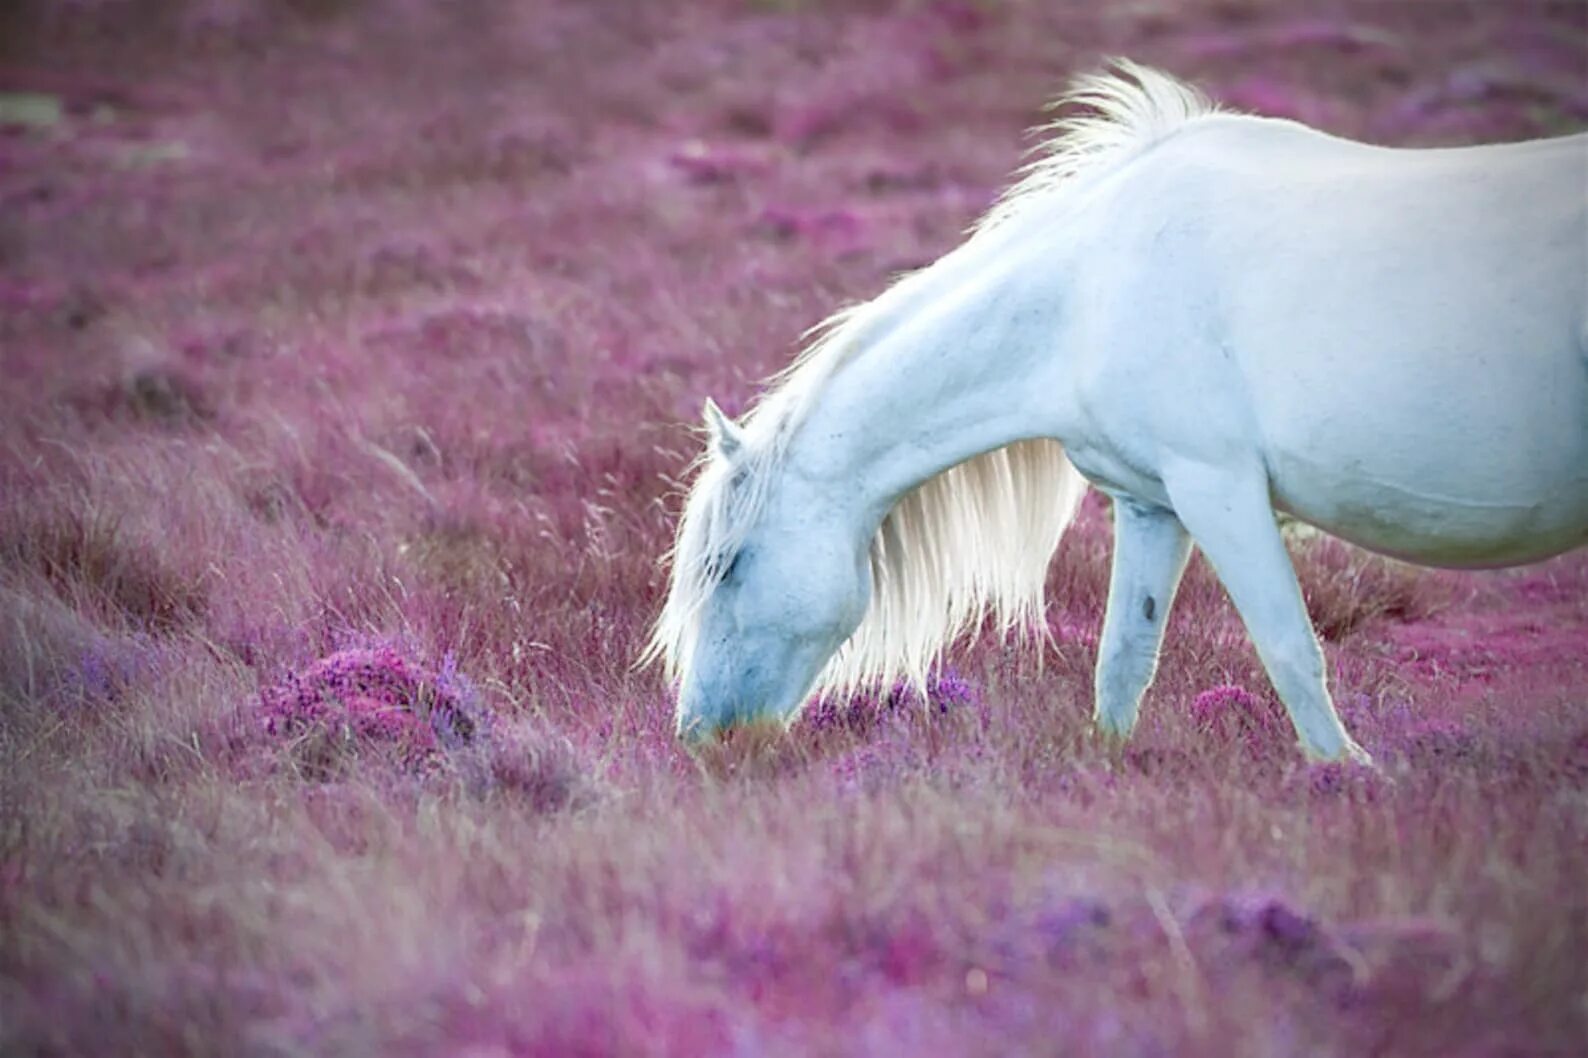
[829,743,898,794]
[1190,893,1352,989]
[803,666,983,733]
[260,644,490,771]
[1394,717,1479,762]
[1296,760,1384,802]
[1188,682,1286,746]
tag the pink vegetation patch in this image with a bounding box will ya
[754,204,870,253]
[261,644,488,767]
[1189,683,1287,746]
[1566,728,1588,780]
[666,139,772,185]
[1387,610,1586,684]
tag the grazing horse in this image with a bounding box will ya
[645,61,1588,762]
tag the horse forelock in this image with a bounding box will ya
[642,412,786,685]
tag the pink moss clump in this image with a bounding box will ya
[261,644,488,771]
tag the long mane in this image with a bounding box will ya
[645,61,1215,704]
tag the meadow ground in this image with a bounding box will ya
[2,2,1586,1055]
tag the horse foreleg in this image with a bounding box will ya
[1093,496,1192,741]
[1164,463,1371,764]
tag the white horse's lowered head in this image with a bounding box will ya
[646,61,1588,761]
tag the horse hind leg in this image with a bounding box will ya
[1093,495,1192,741]
[1163,461,1371,764]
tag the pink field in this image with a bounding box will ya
[3,2,1586,1055]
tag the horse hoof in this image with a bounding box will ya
[1306,738,1375,768]
[1344,741,1376,768]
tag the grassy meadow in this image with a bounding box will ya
[2,2,1586,1055]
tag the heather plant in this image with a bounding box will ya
[260,643,490,776]
[803,665,984,734]
[1188,683,1285,749]
[1,2,1585,1056]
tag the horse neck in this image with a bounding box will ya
[781,230,1075,529]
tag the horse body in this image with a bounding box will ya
[1061,115,1588,569]
[649,63,1588,761]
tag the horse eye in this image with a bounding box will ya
[712,550,743,584]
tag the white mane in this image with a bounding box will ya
[645,61,1215,702]
[976,59,1215,234]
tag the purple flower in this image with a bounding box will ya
[806,667,982,734]
[1301,761,1383,802]
[922,667,981,713]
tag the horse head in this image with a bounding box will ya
[667,399,872,743]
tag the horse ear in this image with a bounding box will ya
[703,397,745,461]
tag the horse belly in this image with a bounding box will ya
[1271,453,1588,568]
[1263,342,1588,568]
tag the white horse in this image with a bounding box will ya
[646,61,1588,762]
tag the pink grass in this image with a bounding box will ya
[2,1,1586,1055]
